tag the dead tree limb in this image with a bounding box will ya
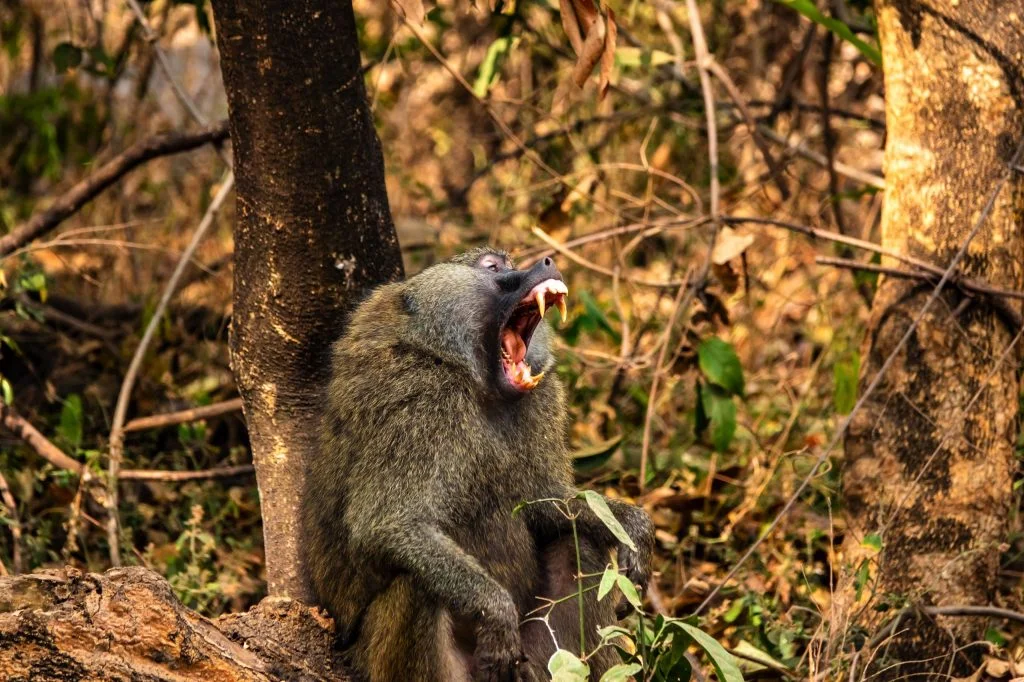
[0,567,348,681]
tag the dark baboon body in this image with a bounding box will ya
[303,249,654,681]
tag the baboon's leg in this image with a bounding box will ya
[350,576,473,682]
[521,539,621,680]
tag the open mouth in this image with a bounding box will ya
[500,279,568,391]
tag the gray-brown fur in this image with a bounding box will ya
[302,248,654,681]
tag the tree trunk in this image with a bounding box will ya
[210,1,404,600]
[841,1,1023,676]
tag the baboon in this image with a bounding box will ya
[302,248,654,681]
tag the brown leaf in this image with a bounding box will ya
[711,227,754,265]
[571,0,600,28]
[571,12,605,88]
[559,0,585,55]
[599,7,617,98]
[392,0,426,26]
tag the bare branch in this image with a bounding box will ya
[1,404,86,475]
[119,465,254,482]
[106,172,235,566]
[0,121,229,259]
[123,398,244,433]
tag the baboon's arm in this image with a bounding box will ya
[350,514,521,631]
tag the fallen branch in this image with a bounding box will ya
[0,121,229,258]
[123,397,244,433]
[0,567,348,681]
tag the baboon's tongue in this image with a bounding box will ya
[501,328,527,363]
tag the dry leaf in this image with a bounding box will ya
[571,13,605,88]
[711,227,754,265]
[598,8,617,98]
[559,0,584,54]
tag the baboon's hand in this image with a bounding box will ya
[474,600,527,682]
[619,506,655,589]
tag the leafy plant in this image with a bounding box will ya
[695,337,745,452]
[529,495,744,681]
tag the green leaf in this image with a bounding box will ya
[571,435,622,472]
[580,291,621,343]
[1,377,13,406]
[774,0,881,65]
[580,490,636,552]
[58,394,83,450]
[597,624,632,641]
[679,623,745,682]
[655,629,693,679]
[861,533,882,552]
[615,574,642,610]
[53,42,83,72]
[700,384,737,453]
[598,565,617,602]
[854,558,871,601]
[599,663,643,682]
[698,337,744,396]
[731,640,789,673]
[833,350,860,414]
[473,36,511,98]
[985,627,1007,647]
[548,649,590,682]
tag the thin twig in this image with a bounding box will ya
[123,397,244,433]
[105,171,235,566]
[0,469,23,574]
[816,256,1024,308]
[516,216,707,265]
[694,136,1024,615]
[638,0,723,491]
[530,227,688,288]
[851,603,1024,681]
[703,59,790,200]
[0,121,228,258]
[14,294,119,340]
[723,215,942,277]
[756,125,884,189]
[119,465,254,481]
[1,403,87,474]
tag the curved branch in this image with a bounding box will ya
[0,121,229,259]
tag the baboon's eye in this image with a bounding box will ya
[478,254,504,272]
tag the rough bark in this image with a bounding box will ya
[0,566,348,681]
[841,0,1024,676]
[210,0,405,600]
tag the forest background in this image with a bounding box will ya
[1,0,1022,679]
